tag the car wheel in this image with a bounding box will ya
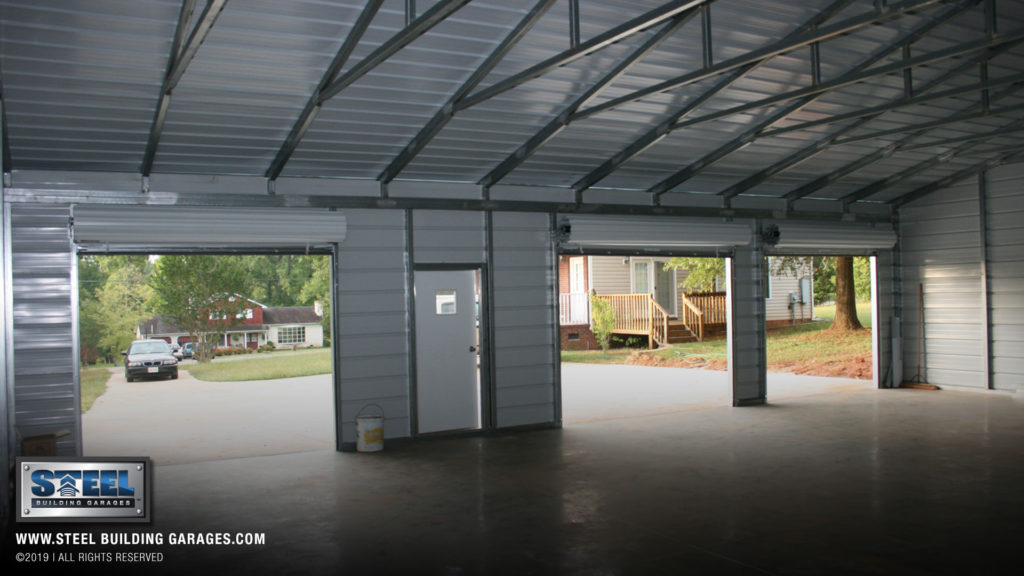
[126,374,134,382]
[171,371,178,380]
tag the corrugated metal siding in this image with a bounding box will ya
[728,243,766,405]
[413,210,485,264]
[899,178,987,388]
[336,209,410,444]
[491,212,556,428]
[8,203,78,454]
[985,163,1024,391]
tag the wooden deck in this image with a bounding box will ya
[593,292,728,347]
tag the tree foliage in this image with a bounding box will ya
[149,255,249,362]
[79,256,152,363]
[664,257,725,292]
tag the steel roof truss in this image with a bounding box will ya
[573,0,955,121]
[455,0,711,112]
[379,0,560,184]
[571,0,855,196]
[723,43,1020,200]
[649,3,975,199]
[479,12,698,190]
[318,0,472,104]
[142,0,229,178]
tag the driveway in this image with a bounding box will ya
[84,364,868,464]
[83,368,335,465]
[561,364,870,424]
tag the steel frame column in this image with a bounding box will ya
[978,170,993,389]
[728,227,767,406]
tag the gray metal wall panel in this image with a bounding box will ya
[8,203,78,455]
[412,210,485,264]
[336,210,410,444]
[985,163,1024,391]
[491,212,556,428]
[873,251,895,388]
[729,242,766,405]
[899,179,987,388]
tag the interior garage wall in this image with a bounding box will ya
[898,161,1024,391]
[490,212,557,428]
[336,209,409,447]
[984,163,1024,391]
[5,203,78,454]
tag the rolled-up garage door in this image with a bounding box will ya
[71,205,347,250]
[559,215,753,252]
[768,221,896,254]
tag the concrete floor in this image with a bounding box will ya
[53,382,1024,575]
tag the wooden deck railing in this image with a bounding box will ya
[593,294,669,348]
[679,291,727,341]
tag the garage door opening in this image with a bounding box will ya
[764,255,877,397]
[558,254,734,424]
[78,252,337,465]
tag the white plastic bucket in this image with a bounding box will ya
[356,408,384,452]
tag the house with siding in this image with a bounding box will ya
[559,255,814,349]
[138,299,324,350]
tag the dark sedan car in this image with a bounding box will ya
[123,339,179,382]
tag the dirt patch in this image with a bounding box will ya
[621,351,872,380]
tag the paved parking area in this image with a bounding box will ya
[82,368,335,465]
[562,363,871,424]
[84,362,870,465]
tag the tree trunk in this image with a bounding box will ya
[830,256,864,332]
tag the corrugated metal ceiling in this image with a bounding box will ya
[2,0,1024,213]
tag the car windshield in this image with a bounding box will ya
[130,341,170,354]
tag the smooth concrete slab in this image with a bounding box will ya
[82,368,335,465]
[28,384,1024,575]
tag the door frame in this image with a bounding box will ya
[409,263,492,436]
[629,257,678,316]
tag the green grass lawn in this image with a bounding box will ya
[563,300,874,370]
[185,347,332,381]
[813,300,873,328]
[81,365,114,413]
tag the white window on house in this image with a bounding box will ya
[278,326,306,345]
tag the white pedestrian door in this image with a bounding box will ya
[415,270,481,434]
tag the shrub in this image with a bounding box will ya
[589,294,617,352]
[214,346,249,356]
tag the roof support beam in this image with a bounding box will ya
[840,118,1024,206]
[757,45,1024,140]
[478,12,698,190]
[264,0,387,181]
[784,80,1024,203]
[571,0,953,121]
[721,44,1017,199]
[889,152,1021,208]
[454,0,710,112]
[378,0,559,184]
[666,26,1024,138]
[317,0,475,104]
[570,0,854,196]
[649,4,976,199]
[141,0,226,177]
